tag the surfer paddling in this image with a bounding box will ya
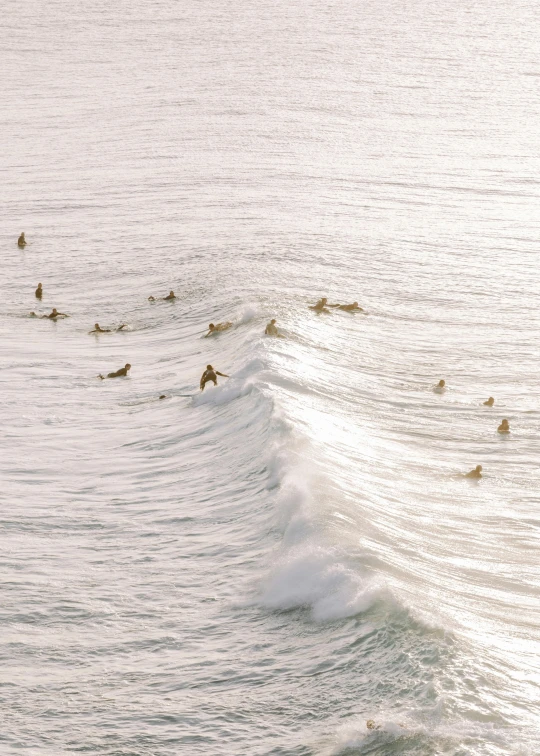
[309,298,330,313]
[205,322,233,336]
[200,364,229,391]
[329,301,364,312]
[148,290,176,301]
[89,323,127,333]
[98,363,131,380]
[30,308,69,320]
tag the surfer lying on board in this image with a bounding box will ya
[309,297,330,313]
[205,322,233,336]
[99,363,131,379]
[148,290,176,301]
[200,365,229,391]
[329,301,364,312]
[89,323,127,333]
[30,308,69,319]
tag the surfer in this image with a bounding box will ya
[35,283,43,299]
[31,308,69,319]
[483,397,495,407]
[366,721,381,731]
[18,232,27,248]
[265,319,282,336]
[200,364,229,391]
[309,297,330,313]
[465,465,482,479]
[498,419,510,433]
[329,301,364,312]
[148,291,176,301]
[98,363,131,379]
[89,323,126,333]
[434,379,445,392]
[205,322,233,336]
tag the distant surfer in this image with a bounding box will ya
[98,363,131,379]
[35,283,43,299]
[329,301,364,312]
[483,397,494,407]
[89,323,126,333]
[148,290,176,301]
[265,319,283,337]
[366,721,381,731]
[18,232,27,248]
[30,308,69,319]
[434,379,446,392]
[159,395,167,399]
[200,364,229,391]
[465,465,482,479]
[497,419,510,433]
[205,322,233,336]
[309,298,330,313]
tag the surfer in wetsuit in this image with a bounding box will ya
[149,290,176,301]
[309,297,330,313]
[35,283,43,299]
[200,364,229,391]
[483,397,494,407]
[497,419,510,433]
[205,322,233,336]
[89,323,127,333]
[329,301,364,312]
[31,308,69,319]
[465,465,482,479]
[434,379,445,392]
[98,363,131,379]
[18,232,27,248]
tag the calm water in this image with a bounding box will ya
[2,0,540,753]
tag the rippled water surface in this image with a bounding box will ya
[2,0,540,753]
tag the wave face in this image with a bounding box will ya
[2,0,540,754]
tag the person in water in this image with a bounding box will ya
[498,419,510,433]
[30,308,69,319]
[35,283,43,299]
[98,363,131,379]
[89,323,126,333]
[329,301,364,312]
[205,322,233,336]
[434,379,446,392]
[483,397,495,407]
[200,364,229,390]
[148,291,176,301]
[18,232,26,248]
[265,318,283,336]
[309,297,330,313]
[465,464,482,479]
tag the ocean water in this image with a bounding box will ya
[2,0,540,753]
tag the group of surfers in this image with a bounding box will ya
[21,233,508,475]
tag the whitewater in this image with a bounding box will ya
[2,0,540,753]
